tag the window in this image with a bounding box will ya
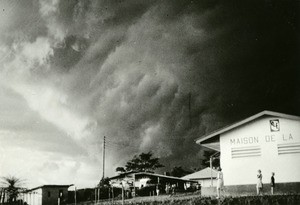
[48,191,51,197]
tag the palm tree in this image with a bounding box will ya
[1,176,24,203]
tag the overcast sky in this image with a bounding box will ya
[0,0,299,188]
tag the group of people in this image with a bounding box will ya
[164,183,176,195]
[256,169,276,195]
[215,167,276,198]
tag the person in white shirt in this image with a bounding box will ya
[216,167,224,199]
[256,169,263,195]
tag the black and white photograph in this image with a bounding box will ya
[0,0,299,204]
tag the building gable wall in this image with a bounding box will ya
[220,116,300,186]
[23,188,42,205]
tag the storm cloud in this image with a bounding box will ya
[0,0,299,187]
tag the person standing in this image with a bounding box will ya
[216,167,224,199]
[256,169,263,195]
[156,184,160,196]
[270,172,275,195]
[165,183,170,195]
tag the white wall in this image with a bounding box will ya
[198,179,217,187]
[24,188,42,205]
[220,116,300,186]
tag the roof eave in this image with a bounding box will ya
[26,184,73,192]
[195,110,300,144]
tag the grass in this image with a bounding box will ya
[91,193,300,205]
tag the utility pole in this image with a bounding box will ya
[210,152,220,187]
[112,187,114,204]
[188,92,192,125]
[121,182,124,205]
[94,188,96,205]
[102,136,106,179]
[210,157,213,187]
[74,186,77,205]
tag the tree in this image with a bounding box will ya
[123,152,164,172]
[170,166,192,178]
[115,167,126,173]
[98,177,110,188]
[1,176,24,203]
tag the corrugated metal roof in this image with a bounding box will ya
[181,167,217,180]
[109,171,138,180]
[110,172,197,183]
[134,172,196,182]
[26,184,73,192]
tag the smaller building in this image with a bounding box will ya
[110,172,197,197]
[21,185,72,205]
[181,167,218,187]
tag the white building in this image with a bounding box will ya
[196,111,300,194]
[181,167,217,187]
[22,185,71,205]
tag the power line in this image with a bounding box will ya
[105,144,120,149]
[105,140,139,149]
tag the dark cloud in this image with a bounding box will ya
[1,0,299,177]
[0,0,46,45]
[50,35,89,72]
[57,0,299,171]
[204,0,300,122]
[53,0,157,37]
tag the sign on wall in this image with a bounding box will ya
[228,118,300,158]
[270,119,280,132]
